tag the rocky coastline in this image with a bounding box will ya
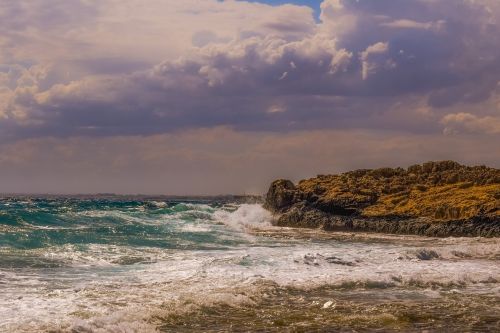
[264,161,500,237]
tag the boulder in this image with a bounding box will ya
[264,179,298,213]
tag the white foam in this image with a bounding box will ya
[2,203,499,332]
[177,223,212,233]
[213,204,272,231]
[147,201,167,208]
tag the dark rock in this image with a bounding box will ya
[264,179,298,213]
[263,161,500,237]
[415,249,440,260]
[325,256,356,266]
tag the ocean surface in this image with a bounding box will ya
[0,197,499,332]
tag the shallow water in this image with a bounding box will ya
[0,198,498,332]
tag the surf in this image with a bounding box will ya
[0,198,498,332]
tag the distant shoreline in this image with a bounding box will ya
[0,193,263,204]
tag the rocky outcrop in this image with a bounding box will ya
[264,161,500,237]
[264,179,299,212]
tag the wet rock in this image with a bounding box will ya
[264,179,298,213]
[325,256,356,266]
[415,249,440,260]
[263,161,500,237]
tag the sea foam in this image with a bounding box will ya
[1,200,498,332]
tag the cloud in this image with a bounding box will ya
[0,0,499,155]
[2,30,359,139]
[380,19,446,31]
[1,127,498,194]
[0,0,316,66]
[441,112,500,134]
[360,42,390,80]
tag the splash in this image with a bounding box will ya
[0,198,498,332]
[214,204,272,231]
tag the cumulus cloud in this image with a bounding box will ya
[441,112,500,135]
[1,0,500,193]
[360,42,390,80]
[0,0,316,64]
[1,0,500,141]
[2,30,359,139]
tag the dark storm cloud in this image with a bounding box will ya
[323,0,500,99]
[1,0,500,140]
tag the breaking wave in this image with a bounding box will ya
[0,198,498,332]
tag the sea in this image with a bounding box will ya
[0,196,499,332]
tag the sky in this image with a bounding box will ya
[249,0,321,17]
[1,0,500,195]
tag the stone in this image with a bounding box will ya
[263,179,298,213]
[263,161,500,237]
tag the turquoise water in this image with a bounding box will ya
[0,199,243,252]
[0,198,499,332]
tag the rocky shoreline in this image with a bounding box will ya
[264,161,500,237]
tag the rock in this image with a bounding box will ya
[263,161,500,237]
[264,179,298,213]
[325,256,356,266]
[415,249,440,260]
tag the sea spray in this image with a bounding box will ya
[214,203,272,231]
[0,198,498,332]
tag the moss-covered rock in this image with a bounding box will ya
[264,161,500,237]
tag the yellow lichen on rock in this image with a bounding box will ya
[264,161,500,236]
[291,161,499,221]
[362,183,499,220]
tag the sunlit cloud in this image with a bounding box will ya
[0,0,499,193]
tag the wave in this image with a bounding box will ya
[1,200,499,332]
[214,204,272,231]
[0,202,258,251]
